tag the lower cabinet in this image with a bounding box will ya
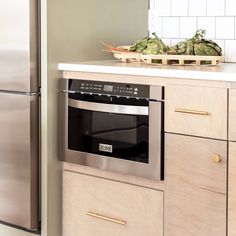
[165,133,227,236]
[229,89,236,141]
[63,171,164,236]
[229,142,236,236]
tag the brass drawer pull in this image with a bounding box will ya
[86,212,127,225]
[212,154,221,163]
[175,108,209,116]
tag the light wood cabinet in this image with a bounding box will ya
[229,142,236,236]
[229,90,236,141]
[61,76,234,236]
[165,133,227,236]
[63,171,163,236]
[165,85,227,139]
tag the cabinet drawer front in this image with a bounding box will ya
[229,90,236,141]
[165,85,227,139]
[165,134,227,236]
[63,172,163,236]
[229,142,236,236]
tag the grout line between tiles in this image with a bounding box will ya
[235,17,236,39]
[214,16,217,39]
[187,0,190,16]
[223,40,226,58]
[178,17,180,38]
[224,0,226,16]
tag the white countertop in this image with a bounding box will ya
[58,60,236,82]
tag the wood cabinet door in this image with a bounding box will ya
[229,142,236,236]
[229,90,236,141]
[165,134,227,236]
[63,171,164,236]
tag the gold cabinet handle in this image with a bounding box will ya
[212,154,221,163]
[86,212,127,225]
[175,108,209,116]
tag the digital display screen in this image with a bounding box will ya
[103,85,113,92]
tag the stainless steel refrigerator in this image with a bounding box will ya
[0,0,40,231]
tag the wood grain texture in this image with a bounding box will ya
[141,54,224,65]
[165,134,227,236]
[63,171,163,236]
[63,162,165,191]
[232,82,236,89]
[165,85,228,139]
[229,142,236,236]
[229,90,236,141]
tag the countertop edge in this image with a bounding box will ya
[58,63,236,82]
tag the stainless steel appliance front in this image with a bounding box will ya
[60,79,164,180]
[0,0,39,92]
[0,0,40,231]
[0,92,39,229]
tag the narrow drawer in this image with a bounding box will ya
[63,171,164,236]
[229,89,236,141]
[165,85,227,139]
[229,142,236,236]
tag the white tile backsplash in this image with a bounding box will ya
[171,0,189,16]
[162,38,171,46]
[226,0,236,16]
[235,17,236,38]
[180,17,197,38]
[156,17,163,37]
[207,0,225,16]
[197,17,216,38]
[154,0,171,16]
[189,0,207,16]
[214,40,225,56]
[149,0,236,62]
[170,38,186,46]
[149,0,156,10]
[216,17,235,39]
[149,9,157,34]
[163,17,180,38]
[225,40,236,61]
[149,16,163,37]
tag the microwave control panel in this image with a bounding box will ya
[69,79,150,98]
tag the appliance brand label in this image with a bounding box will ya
[99,143,113,153]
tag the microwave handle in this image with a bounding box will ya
[68,98,149,116]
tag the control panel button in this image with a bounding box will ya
[75,81,149,99]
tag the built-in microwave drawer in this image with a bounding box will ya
[60,79,164,180]
[229,89,236,141]
[165,85,227,139]
[63,171,163,236]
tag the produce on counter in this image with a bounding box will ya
[167,29,222,56]
[101,29,223,60]
[129,37,148,53]
[100,41,135,53]
[130,33,169,55]
[194,39,222,56]
[129,29,222,57]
